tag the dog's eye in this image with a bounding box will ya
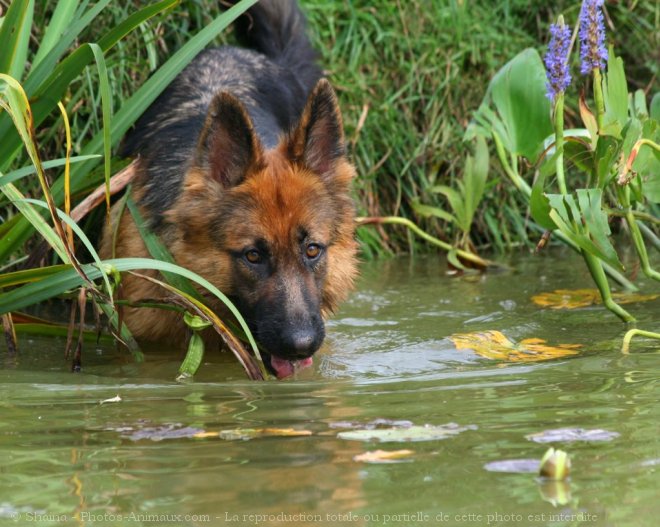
[245,249,262,264]
[305,243,322,260]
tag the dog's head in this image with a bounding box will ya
[166,80,358,377]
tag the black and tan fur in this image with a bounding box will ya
[100,0,358,374]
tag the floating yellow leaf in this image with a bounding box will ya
[353,449,414,463]
[531,289,659,309]
[450,330,580,362]
[194,428,313,441]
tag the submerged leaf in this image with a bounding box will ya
[211,428,313,441]
[338,423,476,443]
[532,289,659,309]
[526,427,620,443]
[450,330,580,362]
[483,459,540,473]
[354,449,414,463]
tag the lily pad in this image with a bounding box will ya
[202,428,313,441]
[338,423,476,443]
[483,459,540,473]
[329,418,414,430]
[450,330,581,362]
[531,289,659,309]
[526,427,620,443]
[354,449,414,463]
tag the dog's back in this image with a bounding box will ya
[122,0,324,231]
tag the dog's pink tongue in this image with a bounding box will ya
[270,356,313,379]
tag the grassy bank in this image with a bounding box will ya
[3,0,658,258]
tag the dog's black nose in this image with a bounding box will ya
[284,328,317,357]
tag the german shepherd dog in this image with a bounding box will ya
[100,0,358,378]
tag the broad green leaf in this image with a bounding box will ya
[0,0,34,79]
[479,48,552,161]
[635,119,660,202]
[651,93,660,122]
[462,134,489,228]
[546,191,623,270]
[594,135,621,188]
[529,168,555,230]
[410,199,457,224]
[602,48,628,136]
[564,138,594,174]
[632,90,648,119]
[431,184,466,228]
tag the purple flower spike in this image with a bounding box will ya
[544,23,572,103]
[579,0,609,74]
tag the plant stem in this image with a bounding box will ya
[356,216,494,268]
[491,131,532,194]
[617,186,660,281]
[621,328,660,354]
[593,68,606,129]
[554,93,568,195]
[582,250,636,323]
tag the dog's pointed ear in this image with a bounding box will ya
[288,79,346,180]
[195,92,262,187]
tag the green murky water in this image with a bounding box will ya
[1,249,658,527]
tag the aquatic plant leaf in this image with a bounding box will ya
[594,135,621,188]
[531,288,659,309]
[651,92,660,122]
[353,449,414,463]
[547,190,623,270]
[211,428,313,441]
[602,48,628,137]
[526,427,620,443]
[450,330,580,362]
[125,424,205,441]
[483,459,540,473]
[329,419,414,430]
[476,48,552,161]
[338,423,477,443]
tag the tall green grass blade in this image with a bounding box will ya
[0,264,71,288]
[0,0,176,171]
[0,155,101,187]
[125,195,203,301]
[0,0,258,264]
[22,0,111,93]
[32,0,81,69]
[0,182,68,261]
[20,198,113,299]
[88,43,113,208]
[0,258,261,358]
[0,0,33,78]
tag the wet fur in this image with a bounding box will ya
[99,1,357,358]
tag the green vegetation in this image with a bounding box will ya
[0,0,658,374]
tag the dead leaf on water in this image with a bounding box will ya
[450,330,581,362]
[196,428,313,441]
[531,288,659,309]
[354,449,414,463]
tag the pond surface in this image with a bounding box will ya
[1,249,658,527]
